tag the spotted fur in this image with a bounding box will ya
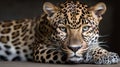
[0,19,35,61]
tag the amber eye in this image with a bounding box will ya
[82,26,90,32]
[59,27,66,32]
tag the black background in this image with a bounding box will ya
[0,0,119,55]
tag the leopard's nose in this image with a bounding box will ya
[68,45,81,52]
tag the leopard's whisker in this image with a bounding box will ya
[99,35,110,37]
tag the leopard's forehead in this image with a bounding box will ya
[54,1,93,29]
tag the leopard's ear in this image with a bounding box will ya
[43,2,58,17]
[88,2,106,20]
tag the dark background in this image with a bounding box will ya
[0,0,119,55]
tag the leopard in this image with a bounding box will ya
[0,0,119,64]
[33,1,120,64]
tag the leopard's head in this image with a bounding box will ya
[43,1,106,63]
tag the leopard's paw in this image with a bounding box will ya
[94,52,119,64]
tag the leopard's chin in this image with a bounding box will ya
[68,56,84,64]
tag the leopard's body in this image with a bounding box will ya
[0,0,119,64]
[0,19,35,61]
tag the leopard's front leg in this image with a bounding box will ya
[33,43,68,64]
[84,46,119,64]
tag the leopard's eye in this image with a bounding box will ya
[59,27,66,32]
[82,26,90,32]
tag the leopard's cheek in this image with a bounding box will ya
[56,32,67,41]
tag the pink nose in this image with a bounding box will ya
[68,46,81,52]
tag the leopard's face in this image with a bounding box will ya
[43,1,106,63]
